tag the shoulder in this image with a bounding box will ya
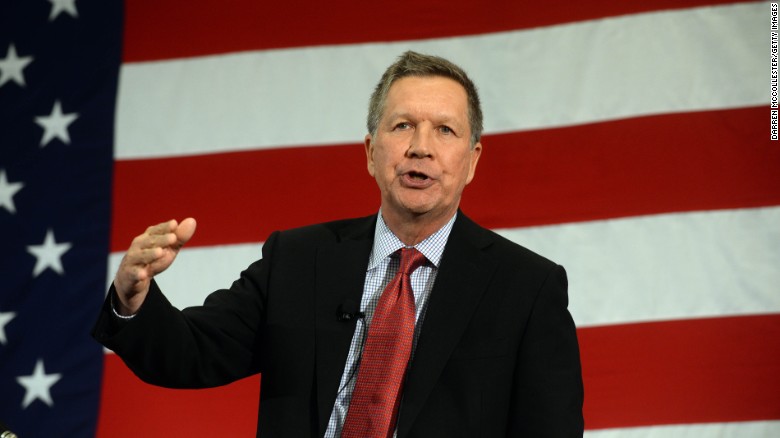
[263,214,376,252]
[454,212,558,271]
[452,214,570,317]
[275,214,375,241]
[451,213,564,295]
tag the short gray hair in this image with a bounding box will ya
[367,51,483,147]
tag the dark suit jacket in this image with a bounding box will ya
[93,213,584,437]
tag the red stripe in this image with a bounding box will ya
[96,314,780,435]
[110,106,780,251]
[580,314,780,429]
[123,0,754,62]
[96,355,260,436]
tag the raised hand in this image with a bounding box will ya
[113,218,197,315]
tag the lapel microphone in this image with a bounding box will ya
[0,421,18,438]
[338,299,365,322]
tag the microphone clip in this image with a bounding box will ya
[337,300,365,322]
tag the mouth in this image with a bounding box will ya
[407,171,430,181]
[401,170,435,188]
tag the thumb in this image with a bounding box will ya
[174,217,197,247]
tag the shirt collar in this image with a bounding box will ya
[367,211,457,270]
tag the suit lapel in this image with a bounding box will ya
[397,214,497,437]
[314,216,375,435]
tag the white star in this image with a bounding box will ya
[27,229,72,277]
[34,100,79,147]
[16,359,62,409]
[0,169,24,214]
[0,311,16,345]
[48,0,79,21]
[0,44,34,88]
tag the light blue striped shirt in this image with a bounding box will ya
[324,212,456,437]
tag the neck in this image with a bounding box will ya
[381,207,457,246]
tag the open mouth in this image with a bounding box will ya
[402,170,434,188]
[407,171,430,181]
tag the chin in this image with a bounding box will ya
[384,188,449,218]
[398,196,437,214]
[385,200,431,218]
[404,202,451,220]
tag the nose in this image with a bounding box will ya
[407,124,433,158]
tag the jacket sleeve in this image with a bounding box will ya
[507,264,585,436]
[91,231,281,389]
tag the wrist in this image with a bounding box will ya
[110,291,137,319]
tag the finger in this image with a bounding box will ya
[115,258,153,285]
[133,247,165,265]
[122,247,177,277]
[174,217,197,247]
[148,253,177,275]
[145,219,178,237]
[126,264,153,282]
[155,232,178,248]
[119,248,161,272]
[117,218,196,294]
[134,232,177,250]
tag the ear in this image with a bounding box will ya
[365,134,376,177]
[465,142,482,185]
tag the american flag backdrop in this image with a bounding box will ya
[1,0,778,436]
[1,0,121,436]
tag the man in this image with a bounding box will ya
[93,51,584,437]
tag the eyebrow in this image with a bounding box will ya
[385,111,465,127]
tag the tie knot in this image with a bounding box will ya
[399,247,426,276]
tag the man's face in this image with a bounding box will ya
[365,75,482,224]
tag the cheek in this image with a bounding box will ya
[373,149,397,173]
[370,154,394,186]
[455,155,474,177]
[465,158,477,184]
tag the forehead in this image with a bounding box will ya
[383,75,469,121]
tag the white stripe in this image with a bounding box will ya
[115,3,763,159]
[107,242,263,310]
[107,206,780,327]
[497,206,780,327]
[584,420,780,437]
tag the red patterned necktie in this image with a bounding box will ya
[341,247,427,438]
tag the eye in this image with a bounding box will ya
[395,122,412,130]
[439,126,454,135]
